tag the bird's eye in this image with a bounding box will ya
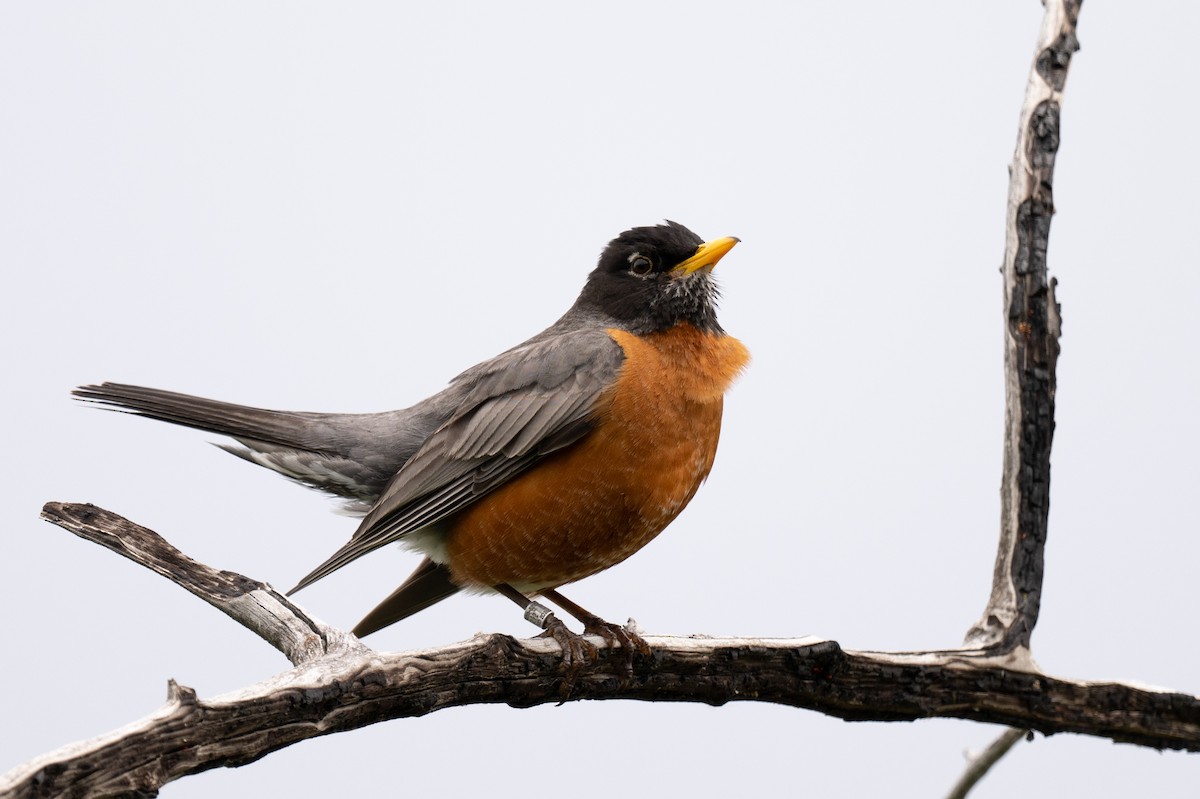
[628,254,653,276]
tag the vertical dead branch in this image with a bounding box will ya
[966,0,1079,650]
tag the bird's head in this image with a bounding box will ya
[575,221,739,334]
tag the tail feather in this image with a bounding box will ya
[75,382,459,610]
[351,558,461,637]
[73,381,432,504]
[73,382,325,453]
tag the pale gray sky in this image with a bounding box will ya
[2,2,1197,796]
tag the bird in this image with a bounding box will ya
[74,221,749,664]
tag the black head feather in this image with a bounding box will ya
[574,221,725,334]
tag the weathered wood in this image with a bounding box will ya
[9,8,1166,799]
[37,502,362,667]
[4,501,1198,799]
[3,630,1197,799]
[966,0,1078,651]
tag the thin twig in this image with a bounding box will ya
[946,728,1030,799]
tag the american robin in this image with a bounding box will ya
[74,221,749,662]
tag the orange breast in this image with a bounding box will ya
[444,324,750,591]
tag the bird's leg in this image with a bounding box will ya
[493,583,597,670]
[538,588,651,673]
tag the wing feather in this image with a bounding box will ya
[290,328,624,593]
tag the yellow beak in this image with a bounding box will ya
[672,236,741,275]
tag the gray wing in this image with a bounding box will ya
[289,327,625,592]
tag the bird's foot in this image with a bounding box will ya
[524,599,597,670]
[532,614,597,699]
[580,616,651,676]
[532,589,651,676]
[516,592,647,693]
[536,614,599,668]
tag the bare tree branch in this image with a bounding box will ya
[945,728,1030,799]
[966,0,1079,650]
[2,502,1197,799]
[14,6,1188,799]
[37,502,363,667]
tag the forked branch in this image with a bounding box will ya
[9,6,1195,799]
[1,503,1198,799]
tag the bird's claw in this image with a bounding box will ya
[534,614,597,698]
[538,614,599,667]
[534,612,651,696]
[582,617,651,675]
